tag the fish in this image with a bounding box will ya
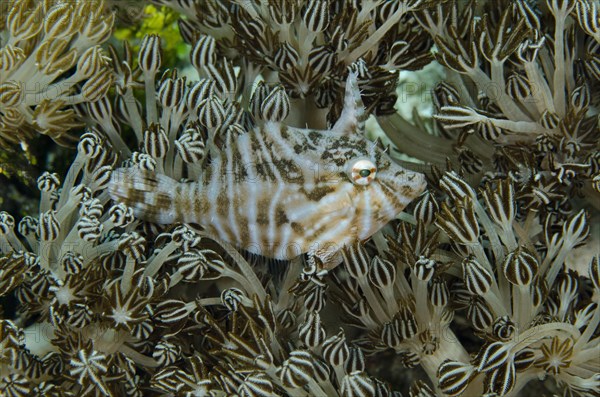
[108,71,426,268]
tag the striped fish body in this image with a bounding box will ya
[109,73,426,265]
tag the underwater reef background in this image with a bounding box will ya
[0,0,599,396]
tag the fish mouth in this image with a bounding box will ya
[369,170,426,230]
[402,169,427,199]
[413,172,428,196]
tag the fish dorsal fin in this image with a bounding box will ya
[330,69,367,136]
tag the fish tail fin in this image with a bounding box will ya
[109,168,185,224]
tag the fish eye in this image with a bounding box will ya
[350,159,377,185]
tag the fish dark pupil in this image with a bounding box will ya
[359,169,371,177]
